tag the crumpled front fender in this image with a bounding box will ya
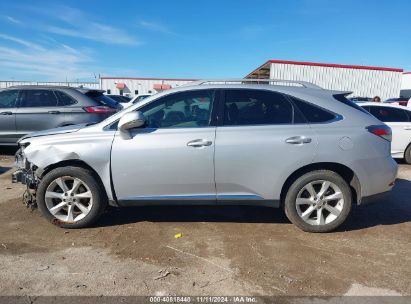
[20,130,116,201]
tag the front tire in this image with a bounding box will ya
[284,170,352,233]
[37,166,107,228]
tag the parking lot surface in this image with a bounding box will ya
[0,149,410,296]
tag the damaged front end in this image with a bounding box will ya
[12,147,39,209]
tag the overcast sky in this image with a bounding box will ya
[0,0,410,81]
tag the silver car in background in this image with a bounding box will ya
[12,79,398,232]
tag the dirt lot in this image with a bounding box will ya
[0,148,410,297]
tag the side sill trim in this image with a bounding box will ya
[116,199,280,208]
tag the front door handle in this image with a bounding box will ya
[0,111,12,115]
[404,126,411,130]
[285,136,312,144]
[187,139,212,147]
[48,111,61,114]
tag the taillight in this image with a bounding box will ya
[367,125,392,142]
[84,106,117,113]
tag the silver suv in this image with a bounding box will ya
[12,80,398,232]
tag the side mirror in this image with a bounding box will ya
[118,111,146,132]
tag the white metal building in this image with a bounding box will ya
[401,72,411,98]
[401,72,411,88]
[99,77,197,97]
[0,80,99,89]
[246,60,404,100]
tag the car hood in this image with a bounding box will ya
[19,124,87,142]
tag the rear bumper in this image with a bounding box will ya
[356,155,398,202]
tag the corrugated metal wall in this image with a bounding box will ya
[100,78,195,97]
[269,63,402,99]
[401,74,411,90]
[0,81,100,89]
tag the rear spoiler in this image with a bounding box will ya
[329,91,353,97]
[76,88,106,94]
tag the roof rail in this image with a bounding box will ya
[187,79,322,89]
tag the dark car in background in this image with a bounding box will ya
[106,94,132,104]
[0,86,121,145]
[400,89,411,100]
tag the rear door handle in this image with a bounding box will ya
[0,111,12,115]
[48,111,61,114]
[404,126,411,130]
[187,139,212,147]
[285,136,312,144]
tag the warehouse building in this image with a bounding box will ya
[401,72,411,98]
[0,80,99,89]
[246,60,404,100]
[1,61,406,100]
[99,77,196,97]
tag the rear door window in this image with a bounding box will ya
[222,89,301,126]
[289,97,336,123]
[368,106,409,122]
[20,90,58,107]
[0,90,19,108]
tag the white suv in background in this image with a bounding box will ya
[361,102,411,163]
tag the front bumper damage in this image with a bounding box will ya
[12,149,39,209]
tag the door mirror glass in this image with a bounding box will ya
[118,111,146,131]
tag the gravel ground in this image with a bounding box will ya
[0,149,410,297]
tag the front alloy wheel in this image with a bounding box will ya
[37,166,107,228]
[45,176,93,222]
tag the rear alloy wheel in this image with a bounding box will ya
[37,167,107,228]
[284,170,352,233]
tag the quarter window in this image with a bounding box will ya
[368,106,409,122]
[290,97,336,123]
[139,90,214,128]
[20,90,58,107]
[0,90,19,108]
[223,89,298,126]
[55,91,76,106]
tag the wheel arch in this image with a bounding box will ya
[39,159,109,202]
[280,162,361,206]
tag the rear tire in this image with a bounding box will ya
[284,170,352,233]
[404,144,411,164]
[37,166,107,228]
